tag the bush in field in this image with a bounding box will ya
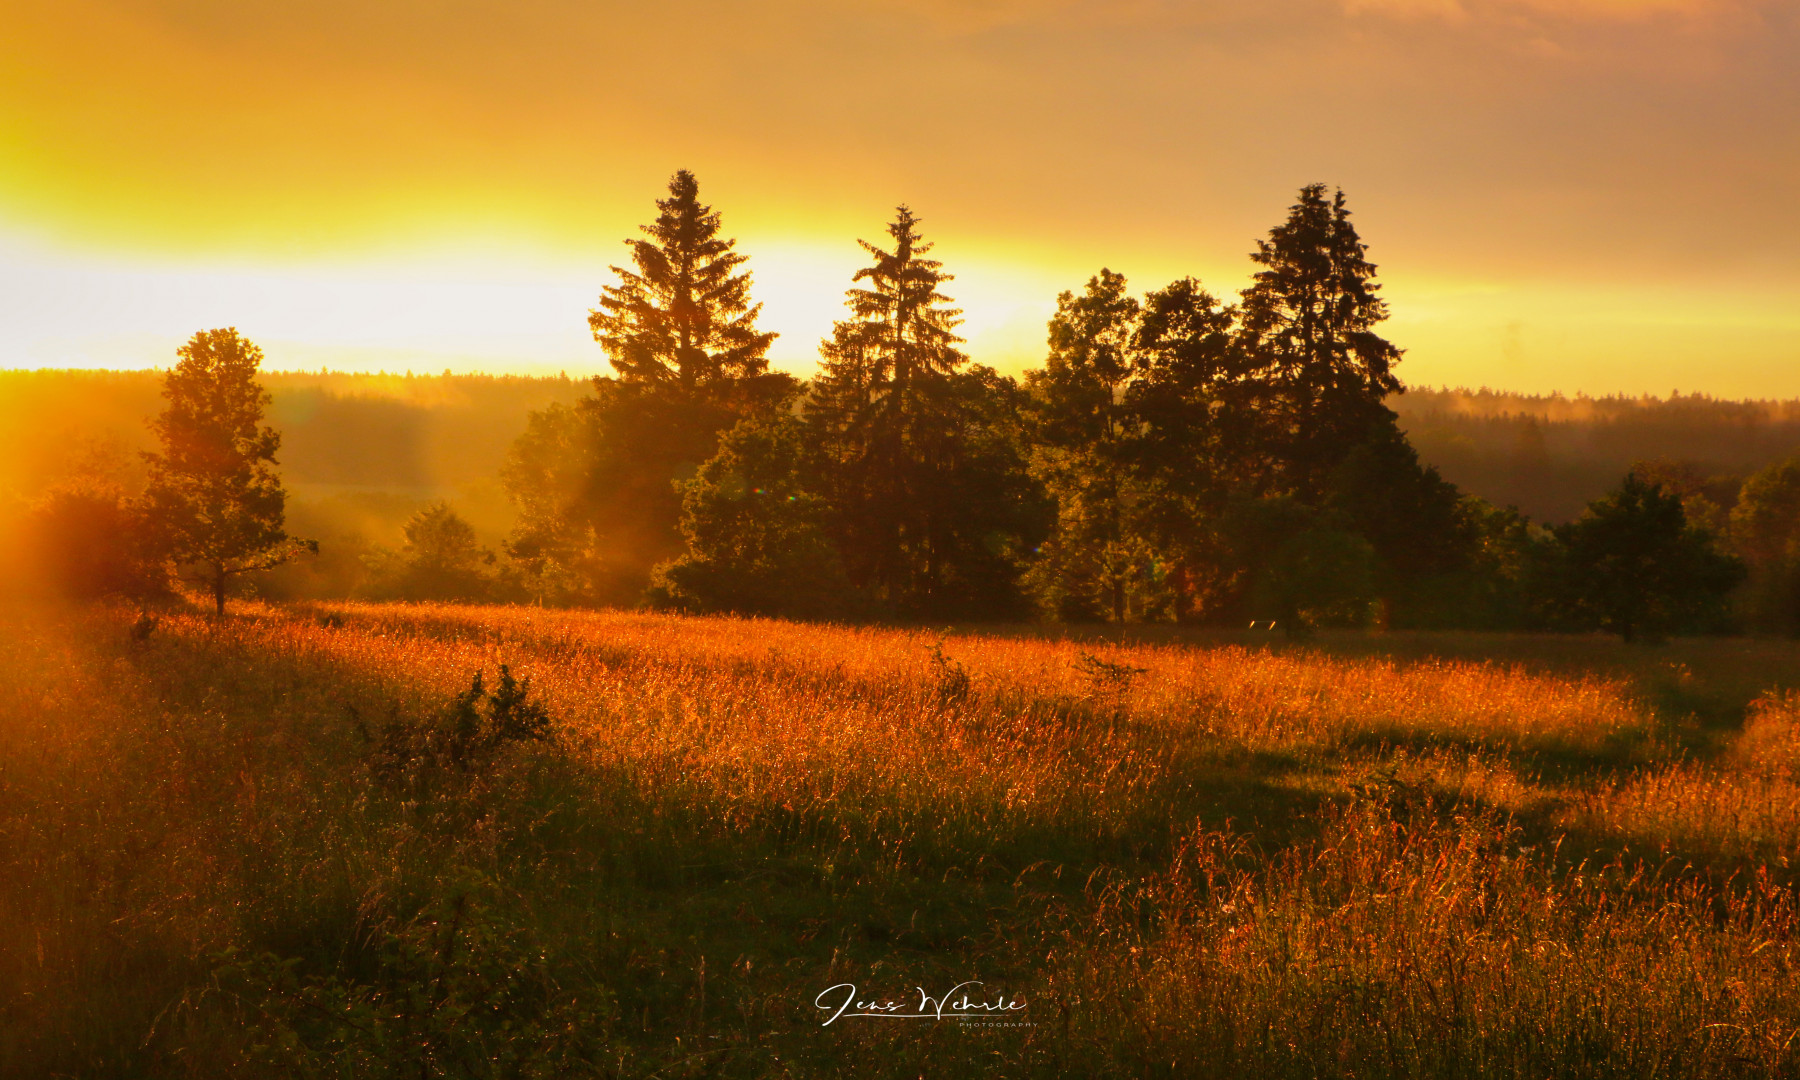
[363,502,499,603]
[214,891,612,1076]
[355,666,552,779]
[23,477,167,599]
[648,415,855,618]
[1545,473,1745,641]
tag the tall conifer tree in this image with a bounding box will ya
[1238,184,1404,496]
[588,170,776,389]
[809,207,1032,613]
[507,171,790,603]
[811,205,967,439]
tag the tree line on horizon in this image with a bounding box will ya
[491,171,1752,639]
[21,170,1800,640]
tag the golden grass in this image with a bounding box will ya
[3,600,1800,1076]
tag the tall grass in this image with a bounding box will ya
[2,600,1799,1076]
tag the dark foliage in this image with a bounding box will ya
[30,177,1762,639]
[356,666,553,780]
[1221,496,1379,633]
[1728,455,1800,636]
[141,328,314,613]
[805,207,1043,619]
[588,169,777,388]
[504,174,794,604]
[648,414,855,619]
[1237,184,1404,500]
[1542,474,1746,641]
[214,891,611,1076]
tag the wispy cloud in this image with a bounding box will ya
[1345,0,1744,21]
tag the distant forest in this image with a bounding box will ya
[0,368,584,545]
[1397,390,1800,524]
[6,372,1798,537]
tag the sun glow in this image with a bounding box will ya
[0,227,1088,380]
[3,0,1796,392]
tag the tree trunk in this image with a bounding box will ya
[213,567,227,616]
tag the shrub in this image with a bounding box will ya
[354,666,553,780]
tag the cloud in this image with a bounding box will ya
[1346,0,1740,20]
[1343,0,1470,20]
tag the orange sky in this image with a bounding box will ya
[2,0,1796,394]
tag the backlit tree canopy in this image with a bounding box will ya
[588,170,776,390]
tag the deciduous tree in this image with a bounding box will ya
[1549,474,1744,642]
[1729,456,1800,634]
[141,328,312,614]
[1024,270,1158,621]
[648,415,852,618]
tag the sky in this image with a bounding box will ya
[2,0,1797,395]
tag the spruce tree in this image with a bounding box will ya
[808,207,966,604]
[588,170,776,390]
[808,207,1032,614]
[512,171,791,603]
[812,205,967,436]
[1238,184,1404,496]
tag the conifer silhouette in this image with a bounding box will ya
[808,207,971,607]
[588,170,776,389]
[1238,184,1404,496]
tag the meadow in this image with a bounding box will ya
[6,601,1800,1077]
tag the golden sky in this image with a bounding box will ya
[2,0,1796,394]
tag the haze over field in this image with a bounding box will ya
[4,0,1798,393]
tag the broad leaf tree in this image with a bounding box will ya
[1127,277,1248,618]
[647,414,852,619]
[1549,474,1744,641]
[1024,269,1156,622]
[1729,456,1800,634]
[141,328,312,614]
